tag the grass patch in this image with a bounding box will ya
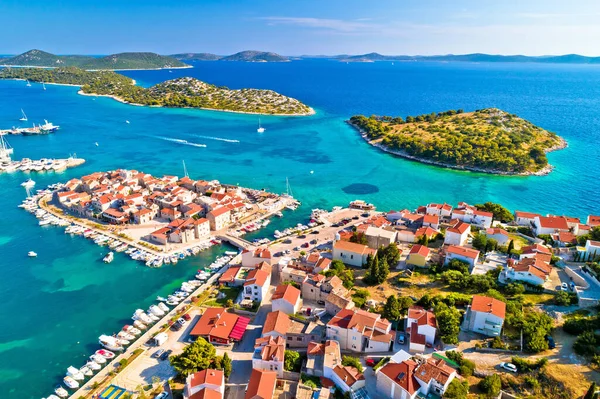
[204,286,241,307]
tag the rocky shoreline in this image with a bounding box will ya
[347,121,568,176]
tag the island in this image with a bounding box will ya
[170,50,289,62]
[331,52,600,64]
[349,108,567,175]
[0,49,189,70]
[0,67,314,115]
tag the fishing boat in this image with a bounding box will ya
[96,349,115,359]
[19,108,27,122]
[103,251,114,263]
[39,120,60,133]
[54,385,68,398]
[66,366,85,381]
[257,118,265,133]
[63,376,79,389]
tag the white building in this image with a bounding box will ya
[326,309,394,353]
[444,221,470,246]
[207,206,231,231]
[243,265,271,303]
[242,247,272,268]
[252,336,285,377]
[332,240,377,267]
[483,227,511,246]
[533,215,570,236]
[406,306,437,353]
[365,226,397,249]
[444,245,480,270]
[183,369,225,399]
[514,211,541,227]
[271,284,302,315]
[463,295,506,337]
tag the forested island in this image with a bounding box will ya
[349,109,566,175]
[334,52,600,64]
[170,50,289,62]
[0,49,189,70]
[0,67,313,115]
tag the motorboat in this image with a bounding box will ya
[90,354,107,364]
[133,320,147,330]
[86,360,101,371]
[63,376,79,389]
[132,310,152,324]
[103,252,114,263]
[21,178,35,188]
[123,325,141,335]
[47,395,62,399]
[158,302,169,312]
[166,299,179,306]
[117,331,135,341]
[28,251,37,257]
[66,366,85,381]
[54,385,68,397]
[147,313,159,321]
[95,349,115,359]
[80,365,93,377]
[157,296,168,302]
[148,304,164,316]
[98,335,124,351]
[115,337,130,346]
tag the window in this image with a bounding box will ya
[352,336,356,341]
[350,255,354,259]
[297,337,303,341]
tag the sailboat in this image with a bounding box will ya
[43,82,46,91]
[19,109,27,122]
[26,80,31,87]
[257,118,265,133]
[0,134,14,163]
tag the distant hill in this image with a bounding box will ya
[333,52,600,64]
[219,51,289,62]
[0,49,189,70]
[170,53,223,61]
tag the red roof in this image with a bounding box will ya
[188,369,224,389]
[379,360,419,395]
[208,206,231,218]
[271,284,301,305]
[409,244,430,257]
[245,369,277,399]
[447,221,470,234]
[422,214,439,225]
[229,316,250,341]
[471,295,506,319]
[485,228,509,237]
[190,308,242,340]
[263,311,291,336]
[537,216,569,230]
[407,306,437,327]
[446,245,479,259]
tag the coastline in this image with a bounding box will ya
[0,64,192,71]
[347,121,568,176]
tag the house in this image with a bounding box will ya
[514,211,541,227]
[242,248,272,268]
[553,231,577,247]
[533,215,569,236]
[326,289,356,316]
[406,245,431,268]
[262,311,291,339]
[365,226,397,249]
[587,215,600,227]
[414,226,439,242]
[132,207,154,224]
[451,203,493,228]
[376,356,456,399]
[305,340,365,393]
[421,214,440,230]
[406,306,437,352]
[585,240,600,257]
[463,295,506,337]
[243,265,272,303]
[244,369,277,399]
[161,207,182,222]
[332,240,377,267]
[426,203,453,218]
[207,206,231,231]
[183,369,225,399]
[502,258,548,286]
[252,336,285,377]
[444,245,480,270]
[483,228,511,246]
[189,307,250,344]
[327,309,394,353]
[519,244,551,261]
[395,227,416,243]
[271,284,302,315]
[444,221,470,246]
[218,266,242,287]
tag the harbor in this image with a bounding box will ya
[0,134,85,173]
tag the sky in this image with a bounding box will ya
[2,0,600,56]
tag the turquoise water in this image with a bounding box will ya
[1,60,600,397]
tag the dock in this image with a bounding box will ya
[0,156,85,173]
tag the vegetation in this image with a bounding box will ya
[444,379,470,399]
[478,374,502,397]
[220,51,289,62]
[322,260,355,289]
[349,108,564,174]
[170,338,217,378]
[341,355,364,372]
[349,231,368,245]
[434,302,461,344]
[475,202,514,222]
[364,251,391,285]
[511,356,548,373]
[0,67,313,115]
[351,288,370,308]
[381,295,401,321]
[445,350,476,377]
[284,350,303,372]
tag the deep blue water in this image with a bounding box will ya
[1,60,600,398]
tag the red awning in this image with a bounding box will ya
[229,316,250,340]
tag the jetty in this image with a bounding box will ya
[0,134,84,173]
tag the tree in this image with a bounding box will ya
[382,295,400,321]
[380,243,401,266]
[522,311,553,353]
[475,202,514,223]
[554,290,571,306]
[170,337,217,377]
[284,350,302,372]
[444,379,469,399]
[377,256,390,284]
[350,232,368,245]
[352,289,370,308]
[485,238,498,253]
[222,352,232,377]
[342,355,364,372]
[505,282,525,296]
[472,233,488,251]
[397,296,414,316]
[584,382,597,399]
[365,255,380,285]
[478,374,501,396]
[507,240,515,254]
[434,303,461,344]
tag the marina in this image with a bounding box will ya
[0,134,84,173]
[0,119,60,135]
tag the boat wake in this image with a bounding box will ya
[156,136,207,148]
[195,135,240,143]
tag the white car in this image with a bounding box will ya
[500,362,517,373]
[561,282,568,291]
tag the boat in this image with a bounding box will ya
[54,385,68,398]
[257,118,265,133]
[43,82,46,90]
[86,361,101,371]
[149,304,164,316]
[123,325,141,335]
[48,394,62,399]
[19,108,27,122]
[63,376,79,389]
[27,251,37,257]
[166,299,179,306]
[66,366,85,381]
[103,251,114,263]
[26,80,31,87]
[39,120,60,133]
[225,251,238,256]
[21,178,35,188]
[80,365,93,376]
[95,349,115,359]
[90,354,107,364]
[125,120,130,124]
[117,331,135,340]
[133,320,147,330]
[157,296,168,302]
[158,302,169,312]
[98,335,124,351]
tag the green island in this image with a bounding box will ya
[170,50,289,62]
[0,67,314,115]
[349,108,566,175]
[0,49,189,70]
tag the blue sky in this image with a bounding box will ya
[2,0,599,55]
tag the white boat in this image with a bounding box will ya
[257,118,265,133]
[103,252,114,263]
[21,178,35,188]
[95,349,115,359]
[123,325,141,335]
[66,366,85,381]
[117,331,135,340]
[90,354,107,364]
[157,296,168,302]
[43,82,46,91]
[149,305,164,316]
[63,376,79,389]
[225,251,238,256]
[26,80,31,87]
[125,120,130,124]
[54,385,68,398]
[98,335,124,351]
[19,108,28,122]
[48,394,62,399]
[166,300,179,306]
[158,302,169,312]
[28,251,37,257]
[39,120,60,133]
[80,365,93,376]
[86,360,101,371]
[132,310,152,324]
[133,320,147,330]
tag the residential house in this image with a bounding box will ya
[587,215,600,227]
[242,248,272,268]
[421,214,440,230]
[252,336,285,377]
[406,306,437,352]
[132,208,154,224]
[451,203,493,228]
[218,266,242,287]
[444,245,480,270]
[426,203,453,218]
[161,207,182,222]
[262,311,291,339]
[243,264,272,303]
[406,245,431,268]
[244,369,277,399]
[183,369,225,399]
[305,340,365,394]
[365,226,397,249]
[332,240,377,267]
[483,228,511,246]
[189,307,250,344]
[444,221,471,246]
[502,258,548,286]
[262,310,323,348]
[271,284,302,315]
[463,295,506,337]
[533,215,569,236]
[207,206,231,231]
[326,309,394,353]
[514,211,541,227]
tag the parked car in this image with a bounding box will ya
[160,349,173,361]
[152,349,165,359]
[546,335,556,349]
[311,230,319,234]
[182,313,191,321]
[570,282,576,291]
[284,239,293,244]
[500,362,517,373]
[155,392,169,399]
[365,358,376,367]
[561,282,568,291]
[397,333,405,344]
[177,317,187,326]
[171,323,182,331]
[298,235,307,239]
[352,215,360,220]
[301,242,310,248]
[310,239,318,244]
[361,212,370,217]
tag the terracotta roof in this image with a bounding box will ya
[415,226,438,239]
[333,240,376,256]
[263,311,291,336]
[446,245,479,259]
[588,215,600,226]
[256,336,285,362]
[208,206,231,218]
[245,369,277,399]
[557,231,577,244]
[588,240,600,248]
[536,216,569,230]
[521,244,551,255]
[272,284,301,305]
[409,244,430,257]
[190,308,239,340]
[188,369,224,389]
[422,214,439,225]
[407,306,436,328]
[244,269,270,288]
[485,228,509,237]
[512,263,547,280]
[189,388,222,399]
[414,357,454,385]
[332,365,364,386]
[218,266,241,284]
[447,221,470,234]
[328,309,390,335]
[474,209,493,217]
[470,295,506,319]
[379,360,420,395]
[409,322,426,345]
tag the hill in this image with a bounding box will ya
[0,67,313,115]
[170,53,223,61]
[0,49,189,70]
[219,51,289,62]
[349,109,566,175]
[332,52,600,64]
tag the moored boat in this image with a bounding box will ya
[90,354,107,364]
[54,385,68,398]
[95,349,115,359]
[98,335,124,351]
[63,376,79,389]
[66,366,84,381]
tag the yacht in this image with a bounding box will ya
[21,178,35,188]
[158,302,169,312]
[95,349,115,359]
[28,251,37,257]
[98,335,124,351]
[26,80,31,87]
[149,304,164,316]
[125,120,130,124]
[103,251,114,263]
[66,366,85,381]
[39,120,60,133]
[86,360,101,371]
[63,376,79,389]
[54,385,68,398]
[257,118,265,133]
[90,353,107,364]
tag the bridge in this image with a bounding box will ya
[218,234,255,250]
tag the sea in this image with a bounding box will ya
[1,59,600,398]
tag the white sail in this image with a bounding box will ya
[19,109,27,121]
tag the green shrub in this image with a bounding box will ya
[478,374,501,396]
[511,356,548,373]
[341,355,363,372]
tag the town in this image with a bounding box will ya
[50,194,600,399]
